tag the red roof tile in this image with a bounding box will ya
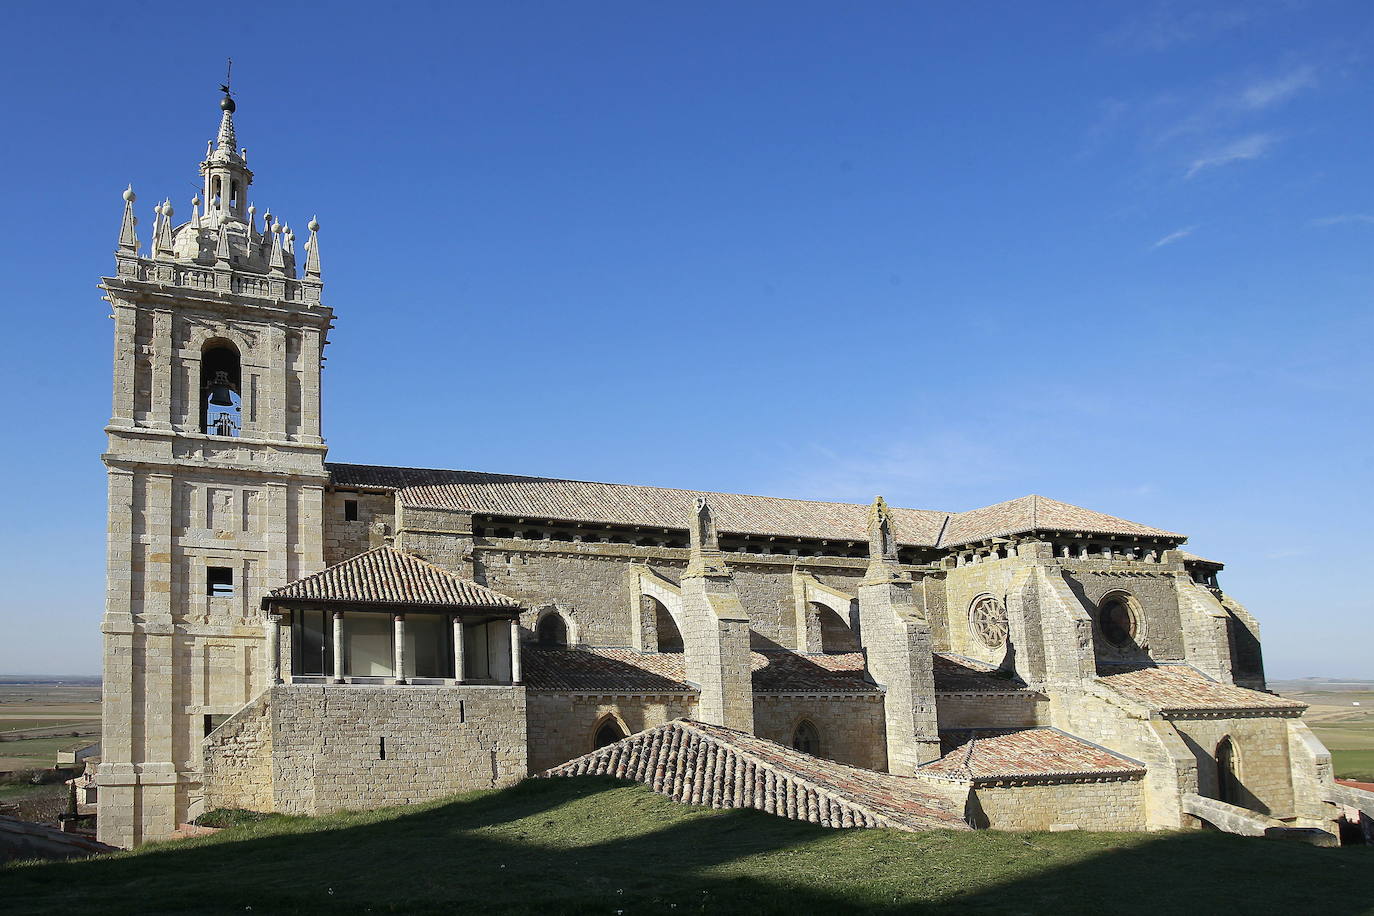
[267,547,520,609]
[545,718,969,831]
[520,647,877,694]
[919,728,1146,782]
[326,463,1182,549]
[1097,665,1305,713]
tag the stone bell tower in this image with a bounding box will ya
[97,86,332,847]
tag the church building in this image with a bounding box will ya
[96,90,1355,848]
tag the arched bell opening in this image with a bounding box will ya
[200,340,241,437]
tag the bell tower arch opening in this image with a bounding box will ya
[200,340,241,437]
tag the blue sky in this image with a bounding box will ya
[0,1,1369,678]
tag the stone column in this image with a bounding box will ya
[267,613,283,684]
[331,610,344,683]
[509,618,522,684]
[452,614,465,683]
[393,613,407,684]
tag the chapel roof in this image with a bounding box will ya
[918,727,1147,782]
[520,647,880,694]
[265,546,520,609]
[544,718,969,831]
[326,463,1183,549]
[1095,664,1304,714]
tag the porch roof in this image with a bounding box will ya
[263,546,521,612]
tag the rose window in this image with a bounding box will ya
[969,596,1009,649]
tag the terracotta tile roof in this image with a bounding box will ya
[544,718,969,831]
[1096,665,1305,713]
[750,651,878,693]
[939,494,1182,547]
[933,654,1034,693]
[327,463,1181,548]
[919,727,1146,782]
[266,546,520,609]
[521,647,877,694]
[521,647,692,692]
[1179,550,1223,567]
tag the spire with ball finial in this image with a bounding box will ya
[304,216,322,279]
[117,185,139,253]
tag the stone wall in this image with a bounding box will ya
[269,684,526,815]
[752,694,887,771]
[202,692,273,812]
[935,692,1047,730]
[526,693,698,772]
[323,490,394,566]
[469,539,878,651]
[971,778,1146,831]
[1170,715,1297,819]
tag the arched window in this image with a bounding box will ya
[1098,593,1137,647]
[200,341,241,437]
[536,613,568,647]
[593,716,626,750]
[791,720,820,756]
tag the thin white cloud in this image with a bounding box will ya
[1237,66,1317,110]
[1152,226,1197,249]
[1185,133,1277,178]
[1108,4,1256,52]
[1310,213,1374,228]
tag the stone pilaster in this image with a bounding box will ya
[679,498,754,732]
[856,498,939,773]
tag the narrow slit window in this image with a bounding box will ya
[207,566,234,597]
[344,499,359,521]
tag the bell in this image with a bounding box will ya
[207,371,236,406]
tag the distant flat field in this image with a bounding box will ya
[1273,685,1374,782]
[0,685,101,772]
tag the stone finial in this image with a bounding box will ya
[685,496,728,577]
[304,216,322,279]
[191,195,202,230]
[867,496,899,564]
[268,219,287,275]
[214,221,232,266]
[863,496,909,584]
[117,185,139,253]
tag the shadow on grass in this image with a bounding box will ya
[3,777,1370,915]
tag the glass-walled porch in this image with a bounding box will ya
[273,606,522,686]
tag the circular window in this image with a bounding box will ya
[1098,594,1137,646]
[969,595,1009,649]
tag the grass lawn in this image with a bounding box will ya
[3,777,1371,915]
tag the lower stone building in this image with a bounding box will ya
[97,88,1370,847]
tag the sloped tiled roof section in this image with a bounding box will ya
[919,727,1146,783]
[932,654,1035,693]
[327,463,1185,548]
[267,546,520,609]
[1097,665,1305,714]
[329,463,948,545]
[520,647,878,694]
[543,718,969,831]
[939,494,1182,547]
